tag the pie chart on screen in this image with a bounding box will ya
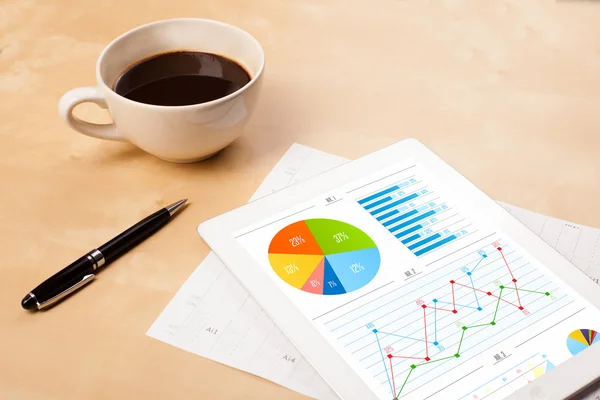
[566,329,600,356]
[268,218,380,295]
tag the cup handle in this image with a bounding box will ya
[58,87,126,141]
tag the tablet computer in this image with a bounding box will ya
[198,139,600,400]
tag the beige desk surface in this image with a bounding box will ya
[2,0,600,398]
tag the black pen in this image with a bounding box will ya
[21,199,187,311]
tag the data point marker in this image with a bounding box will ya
[487,292,492,296]
[433,341,439,346]
[490,321,496,326]
[410,364,417,369]
[512,278,517,283]
[421,304,427,309]
[425,357,430,361]
[499,285,505,289]
[462,326,467,330]
[466,272,472,276]
[482,254,488,258]
[372,329,378,333]
[387,354,393,359]
[477,307,482,311]
[455,354,460,358]
[545,292,550,296]
[433,299,438,303]
[519,306,524,310]
[497,247,502,251]
[452,310,457,314]
[450,280,455,284]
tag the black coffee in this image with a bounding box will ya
[113,51,251,106]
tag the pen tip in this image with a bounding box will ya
[166,199,188,216]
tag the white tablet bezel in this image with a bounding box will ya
[198,138,600,400]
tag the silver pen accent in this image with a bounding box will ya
[36,274,95,310]
[166,199,187,216]
[86,249,105,270]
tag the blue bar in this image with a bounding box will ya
[383,209,418,227]
[358,186,398,204]
[401,234,420,244]
[364,196,392,210]
[414,235,458,256]
[389,210,436,233]
[370,193,419,215]
[395,224,422,238]
[376,209,398,221]
[408,233,441,250]
[378,206,408,220]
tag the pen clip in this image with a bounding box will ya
[36,274,95,310]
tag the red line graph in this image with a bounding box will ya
[498,247,514,279]
[423,307,429,359]
[499,246,523,308]
[514,282,523,308]
[389,355,426,360]
[452,282,520,309]
[450,281,457,312]
[389,357,396,394]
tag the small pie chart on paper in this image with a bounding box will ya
[268,218,380,295]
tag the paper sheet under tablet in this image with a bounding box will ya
[147,145,345,400]
[147,144,600,400]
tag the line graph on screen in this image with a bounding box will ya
[323,240,564,399]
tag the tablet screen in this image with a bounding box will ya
[232,160,600,400]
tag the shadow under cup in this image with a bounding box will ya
[97,19,265,162]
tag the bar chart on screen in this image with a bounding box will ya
[314,237,587,400]
[356,173,475,259]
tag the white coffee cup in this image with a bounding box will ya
[59,18,265,163]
